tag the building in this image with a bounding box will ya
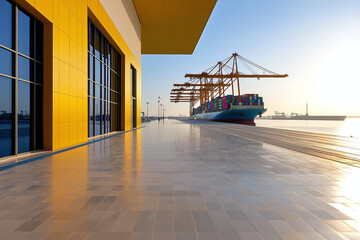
[0,0,217,158]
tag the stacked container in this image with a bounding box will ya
[192,94,264,115]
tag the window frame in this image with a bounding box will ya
[0,0,43,157]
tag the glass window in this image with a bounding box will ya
[18,9,32,57]
[95,59,101,84]
[0,2,43,158]
[88,19,121,137]
[95,83,100,99]
[35,21,43,62]
[35,62,43,84]
[89,80,93,96]
[89,54,94,80]
[107,102,110,133]
[0,47,13,76]
[18,81,31,154]
[0,76,13,158]
[131,66,137,129]
[95,29,100,59]
[18,55,35,81]
[89,22,94,54]
[0,0,12,49]
[89,98,94,137]
[95,98,100,136]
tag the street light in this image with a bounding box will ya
[158,96,160,121]
[160,104,163,120]
[146,102,149,119]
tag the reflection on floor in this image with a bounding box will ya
[0,119,359,240]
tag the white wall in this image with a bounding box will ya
[99,0,141,63]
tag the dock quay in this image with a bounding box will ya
[0,119,360,239]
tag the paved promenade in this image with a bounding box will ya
[0,119,360,240]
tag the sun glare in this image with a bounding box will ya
[309,37,360,115]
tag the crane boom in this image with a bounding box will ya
[170,53,288,115]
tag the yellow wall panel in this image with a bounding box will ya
[78,71,87,98]
[52,0,59,26]
[77,98,84,123]
[58,1,69,33]
[53,26,59,58]
[60,0,69,9]
[53,122,59,149]
[59,122,69,148]
[58,30,69,63]
[53,92,59,123]
[58,61,69,95]
[69,13,77,42]
[53,58,59,92]
[15,0,141,151]
[69,96,78,122]
[69,39,78,69]
[59,94,69,123]
[34,0,52,22]
[69,66,78,97]
[77,19,84,46]
[69,122,78,146]
[69,0,77,15]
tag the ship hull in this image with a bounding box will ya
[194,107,267,126]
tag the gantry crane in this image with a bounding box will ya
[170,53,288,114]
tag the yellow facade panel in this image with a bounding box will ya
[53,122,59,150]
[60,0,69,8]
[69,39,78,69]
[53,58,59,92]
[69,122,78,146]
[15,0,142,151]
[59,122,69,148]
[78,71,87,98]
[53,92,59,123]
[52,0,59,26]
[69,13,77,42]
[59,94,69,123]
[77,97,84,123]
[69,66,78,97]
[34,0,52,21]
[69,96,78,122]
[58,61,69,95]
[58,1,69,33]
[68,0,77,15]
[58,30,70,63]
[53,26,59,58]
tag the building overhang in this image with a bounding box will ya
[133,0,217,54]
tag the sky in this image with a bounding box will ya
[141,0,360,117]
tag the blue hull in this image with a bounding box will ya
[194,108,267,126]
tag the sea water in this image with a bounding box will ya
[255,118,360,139]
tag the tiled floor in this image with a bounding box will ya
[0,119,360,240]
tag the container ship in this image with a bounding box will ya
[192,94,266,126]
[170,53,288,125]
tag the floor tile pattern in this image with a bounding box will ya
[0,119,359,240]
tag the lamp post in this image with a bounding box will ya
[146,102,149,119]
[158,96,160,121]
[163,107,165,120]
[160,104,163,120]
